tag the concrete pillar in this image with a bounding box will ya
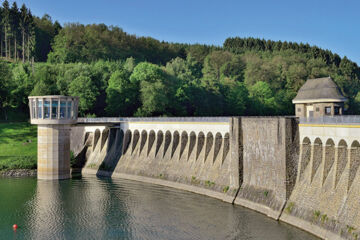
[332,147,339,189]
[309,144,315,184]
[37,125,71,180]
[296,143,303,183]
[229,117,241,189]
[320,145,327,186]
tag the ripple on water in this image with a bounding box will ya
[0,176,319,240]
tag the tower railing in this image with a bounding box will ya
[300,115,360,125]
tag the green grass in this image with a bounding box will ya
[87,163,97,169]
[205,180,215,187]
[313,210,321,220]
[0,122,37,170]
[285,202,295,214]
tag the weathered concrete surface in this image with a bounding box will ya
[280,123,360,240]
[38,125,71,180]
[234,117,299,220]
[70,116,360,239]
[71,117,239,203]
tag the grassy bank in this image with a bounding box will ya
[0,122,37,170]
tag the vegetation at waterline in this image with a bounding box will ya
[0,1,360,121]
[0,122,37,170]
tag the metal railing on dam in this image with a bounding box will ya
[77,117,231,123]
[300,115,360,124]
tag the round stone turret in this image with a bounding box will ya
[28,96,79,180]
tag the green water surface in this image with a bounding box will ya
[0,176,319,240]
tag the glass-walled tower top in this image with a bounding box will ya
[28,96,79,125]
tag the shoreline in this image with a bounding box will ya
[0,169,37,177]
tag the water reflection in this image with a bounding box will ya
[27,177,116,239]
[0,176,319,240]
[27,181,65,239]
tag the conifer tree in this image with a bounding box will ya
[2,0,10,59]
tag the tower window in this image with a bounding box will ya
[325,107,331,115]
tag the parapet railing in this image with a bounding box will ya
[77,117,231,123]
[300,115,360,125]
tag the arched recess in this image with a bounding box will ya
[204,132,214,162]
[213,133,222,163]
[299,137,311,181]
[116,129,124,154]
[131,130,140,155]
[84,132,90,145]
[139,130,147,155]
[163,131,172,157]
[171,131,180,158]
[349,141,360,190]
[107,128,117,151]
[93,129,101,149]
[179,131,188,160]
[323,139,335,184]
[84,132,92,147]
[222,133,230,164]
[335,139,348,188]
[122,130,132,154]
[155,131,164,157]
[147,130,156,156]
[188,132,196,159]
[311,138,323,182]
[196,132,205,160]
[100,128,110,151]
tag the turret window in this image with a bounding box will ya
[325,107,331,115]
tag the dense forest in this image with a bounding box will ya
[1,0,360,120]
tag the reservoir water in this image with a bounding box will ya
[0,176,318,240]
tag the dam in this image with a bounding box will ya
[69,115,360,240]
[25,77,360,239]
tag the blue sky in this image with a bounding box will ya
[13,0,360,65]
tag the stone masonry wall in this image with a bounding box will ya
[280,127,360,240]
[234,117,299,220]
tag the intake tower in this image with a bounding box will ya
[28,95,79,180]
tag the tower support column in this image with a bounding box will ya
[37,125,71,180]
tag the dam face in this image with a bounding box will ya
[72,117,240,202]
[70,116,360,239]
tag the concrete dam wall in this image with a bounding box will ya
[235,117,299,220]
[280,123,360,240]
[70,116,360,239]
[71,117,241,203]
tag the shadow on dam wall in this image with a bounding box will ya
[70,116,360,240]
[71,118,240,203]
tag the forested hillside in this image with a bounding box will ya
[1,0,360,120]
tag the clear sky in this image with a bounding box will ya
[12,0,360,65]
